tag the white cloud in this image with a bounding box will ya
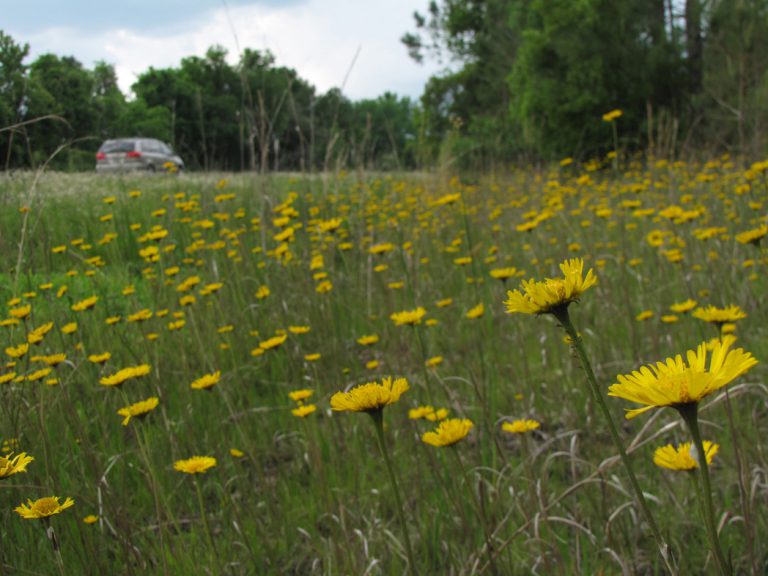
[22,0,443,101]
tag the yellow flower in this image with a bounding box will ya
[425,356,444,368]
[61,322,78,334]
[408,405,435,420]
[692,305,747,325]
[465,303,484,319]
[127,309,153,323]
[602,109,623,122]
[27,322,54,345]
[390,307,427,326]
[9,305,31,319]
[5,343,29,359]
[504,258,597,315]
[259,334,287,351]
[636,310,654,321]
[502,419,541,434]
[83,515,99,524]
[255,285,270,299]
[653,441,719,471]
[668,299,697,314]
[490,267,521,281]
[304,353,321,361]
[289,326,311,334]
[0,372,17,385]
[0,452,34,478]
[292,404,317,417]
[422,418,473,447]
[230,448,244,458]
[330,376,409,413]
[190,371,221,390]
[289,389,313,403]
[357,334,379,346]
[425,408,449,421]
[609,336,757,419]
[26,368,52,382]
[735,224,767,246]
[88,352,112,364]
[71,296,98,312]
[15,496,74,519]
[117,397,160,425]
[99,364,151,387]
[436,298,453,308]
[174,456,217,475]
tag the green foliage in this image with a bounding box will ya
[0,31,423,173]
[406,0,768,163]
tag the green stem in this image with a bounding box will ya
[44,520,67,576]
[553,307,674,573]
[678,403,731,576]
[194,477,219,561]
[370,411,417,575]
[450,447,500,576]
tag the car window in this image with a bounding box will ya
[142,140,161,153]
[101,141,135,153]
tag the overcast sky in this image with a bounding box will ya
[4,0,443,101]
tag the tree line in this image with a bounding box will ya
[3,0,768,173]
[0,32,418,172]
[403,0,768,168]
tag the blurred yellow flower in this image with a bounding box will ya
[117,397,160,425]
[422,418,473,447]
[174,456,217,474]
[502,419,541,434]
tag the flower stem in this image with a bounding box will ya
[678,403,731,576]
[370,411,417,575]
[553,307,674,572]
[43,520,66,576]
[194,477,219,561]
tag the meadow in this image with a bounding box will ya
[0,158,766,575]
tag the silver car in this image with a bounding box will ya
[96,138,184,173]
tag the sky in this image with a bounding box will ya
[4,0,443,101]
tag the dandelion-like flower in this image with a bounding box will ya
[422,418,473,447]
[0,452,34,478]
[609,336,757,419]
[15,496,74,519]
[174,456,217,475]
[292,404,317,417]
[390,307,426,326]
[330,377,409,413]
[465,303,484,319]
[502,419,541,434]
[289,389,313,403]
[735,224,767,246]
[117,397,160,425]
[504,258,596,315]
[99,364,151,387]
[259,334,287,351]
[71,296,98,312]
[670,299,698,314]
[692,305,747,326]
[654,441,719,471]
[190,371,221,390]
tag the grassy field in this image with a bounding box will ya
[0,160,766,575]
